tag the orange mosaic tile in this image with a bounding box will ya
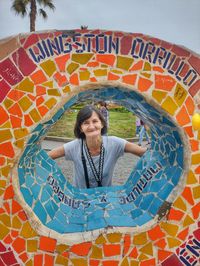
[176,106,191,126]
[103,244,121,256]
[147,225,165,241]
[122,74,137,85]
[0,142,15,158]
[182,187,195,205]
[70,242,92,256]
[39,236,57,253]
[3,185,14,200]
[31,70,47,85]
[155,74,176,91]
[12,237,26,254]
[138,77,153,92]
[69,73,79,85]
[55,54,70,72]
[96,54,116,66]
[108,72,120,80]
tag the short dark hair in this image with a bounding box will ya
[74,105,107,138]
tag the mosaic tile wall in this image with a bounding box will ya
[0,29,199,265]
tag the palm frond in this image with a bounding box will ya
[11,0,28,16]
[39,8,48,19]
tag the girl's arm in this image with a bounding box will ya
[124,141,147,157]
[48,146,65,159]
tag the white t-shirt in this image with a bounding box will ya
[64,136,126,188]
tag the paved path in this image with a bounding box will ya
[42,139,143,186]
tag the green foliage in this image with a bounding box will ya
[47,109,136,139]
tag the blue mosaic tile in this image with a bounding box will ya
[20,187,33,207]
[148,197,164,215]
[134,212,152,226]
[33,200,47,224]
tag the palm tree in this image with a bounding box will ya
[11,0,55,32]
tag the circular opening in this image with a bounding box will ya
[17,86,186,234]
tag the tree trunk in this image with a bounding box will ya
[30,0,36,31]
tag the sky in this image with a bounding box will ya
[0,0,200,54]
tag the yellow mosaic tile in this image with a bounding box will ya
[14,128,29,140]
[139,242,153,256]
[133,232,147,245]
[19,96,32,112]
[1,165,11,177]
[0,214,11,227]
[72,53,93,64]
[56,244,69,254]
[12,216,22,229]
[27,240,38,252]
[160,222,179,237]
[107,233,122,243]
[95,234,107,244]
[25,260,33,266]
[67,62,79,74]
[111,69,124,74]
[0,189,4,196]
[121,257,129,266]
[130,260,139,266]
[0,121,11,129]
[186,170,198,184]
[117,56,134,71]
[0,180,6,188]
[0,223,10,239]
[94,69,107,76]
[191,153,200,165]
[173,197,187,211]
[20,221,38,238]
[55,255,69,265]
[0,129,12,142]
[182,215,195,227]
[3,98,13,109]
[40,60,57,77]
[174,84,187,107]
[70,258,87,266]
[193,186,200,199]
[140,72,151,78]
[79,70,90,81]
[14,139,25,149]
[15,78,34,93]
[138,253,149,260]
[47,89,61,96]
[29,108,41,122]
[44,98,57,109]
[42,81,54,88]
[143,62,151,71]
[167,237,181,248]
[161,96,178,115]
[90,245,103,259]
[62,85,70,93]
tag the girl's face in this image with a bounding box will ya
[80,111,103,139]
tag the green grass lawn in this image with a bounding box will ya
[47,109,137,139]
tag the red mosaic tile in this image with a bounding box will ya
[122,74,137,85]
[128,247,138,258]
[123,234,131,256]
[140,258,156,266]
[1,249,19,265]
[69,73,79,85]
[10,115,22,128]
[120,36,133,55]
[176,106,191,126]
[34,254,43,266]
[155,74,176,91]
[192,202,200,220]
[177,228,189,241]
[89,259,100,266]
[171,45,190,57]
[189,79,200,97]
[108,72,120,81]
[55,54,70,72]
[70,242,92,256]
[161,254,183,266]
[188,55,200,75]
[12,48,37,76]
[148,225,165,241]
[8,103,23,117]
[0,58,23,86]
[138,77,153,91]
[23,34,40,49]
[0,79,11,103]
[7,89,24,101]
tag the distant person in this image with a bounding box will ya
[138,120,150,146]
[48,105,147,189]
[99,101,109,128]
[135,117,141,137]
